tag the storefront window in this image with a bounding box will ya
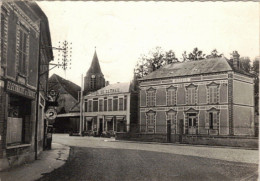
[7,94,31,145]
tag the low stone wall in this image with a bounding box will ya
[116,133,259,149]
[181,135,258,148]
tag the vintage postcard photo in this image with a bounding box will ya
[0,1,259,181]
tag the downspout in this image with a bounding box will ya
[35,20,42,160]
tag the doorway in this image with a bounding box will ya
[187,113,197,134]
[99,118,103,136]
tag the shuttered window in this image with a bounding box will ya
[187,88,196,105]
[209,86,218,104]
[147,90,155,107]
[167,88,176,106]
[147,113,155,133]
[18,26,28,75]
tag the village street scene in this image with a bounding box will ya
[0,1,259,181]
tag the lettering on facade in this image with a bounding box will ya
[6,81,36,99]
[96,88,121,95]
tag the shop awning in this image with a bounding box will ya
[85,117,93,122]
[105,116,114,121]
[116,116,125,121]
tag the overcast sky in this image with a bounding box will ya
[38,1,259,86]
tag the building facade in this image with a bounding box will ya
[138,55,255,139]
[84,82,138,136]
[0,2,53,170]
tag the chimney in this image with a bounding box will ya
[232,51,240,69]
[105,81,109,86]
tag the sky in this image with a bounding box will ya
[38,1,259,86]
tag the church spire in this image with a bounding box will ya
[87,49,103,76]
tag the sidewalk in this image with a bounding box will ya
[0,143,70,181]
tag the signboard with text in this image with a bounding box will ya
[6,80,36,99]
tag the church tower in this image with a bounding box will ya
[84,50,105,95]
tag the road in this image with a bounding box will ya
[38,134,258,181]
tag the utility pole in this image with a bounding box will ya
[35,21,72,159]
[79,74,84,136]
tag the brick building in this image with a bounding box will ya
[0,2,53,170]
[84,82,138,136]
[137,53,255,144]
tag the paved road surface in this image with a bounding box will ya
[38,134,258,181]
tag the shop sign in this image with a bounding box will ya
[6,81,36,99]
[45,108,57,120]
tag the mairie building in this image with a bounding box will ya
[138,52,255,142]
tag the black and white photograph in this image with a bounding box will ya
[0,1,259,181]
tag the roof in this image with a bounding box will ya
[139,57,233,81]
[87,82,131,97]
[86,50,103,76]
[49,74,81,100]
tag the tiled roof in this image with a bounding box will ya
[49,74,81,100]
[86,50,103,76]
[139,58,233,81]
[87,82,131,97]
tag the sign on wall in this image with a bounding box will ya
[45,108,57,120]
[6,80,36,99]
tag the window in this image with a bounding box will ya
[99,99,103,112]
[209,112,213,129]
[147,88,156,107]
[119,98,124,111]
[104,98,107,111]
[187,113,197,127]
[90,76,96,90]
[187,88,196,105]
[18,26,28,75]
[113,97,118,111]
[88,100,92,112]
[167,87,176,106]
[85,101,88,112]
[108,99,112,111]
[167,110,176,133]
[124,96,127,110]
[7,95,31,145]
[209,86,218,104]
[93,99,98,112]
[146,111,155,133]
[206,111,219,130]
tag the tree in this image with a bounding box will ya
[206,49,223,59]
[134,47,178,78]
[184,47,206,61]
[239,57,251,72]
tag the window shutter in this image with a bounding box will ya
[213,112,218,129]
[205,113,209,129]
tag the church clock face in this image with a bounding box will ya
[91,75,96,78]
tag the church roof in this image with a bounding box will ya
[139,57,233,81]
[48,74,81,100]
[86,50,103,76]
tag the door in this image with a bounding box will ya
[188,113,197,134]
[166,120,171,142]
[99,118,103,136]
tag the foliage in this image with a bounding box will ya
[206,49,223,59]
[239,57,251,72]
[134,47,178,78]
[184,47,206,61]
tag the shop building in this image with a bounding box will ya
[138,53,255,141]
[0,2,53,170]
[84,82,138,136]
